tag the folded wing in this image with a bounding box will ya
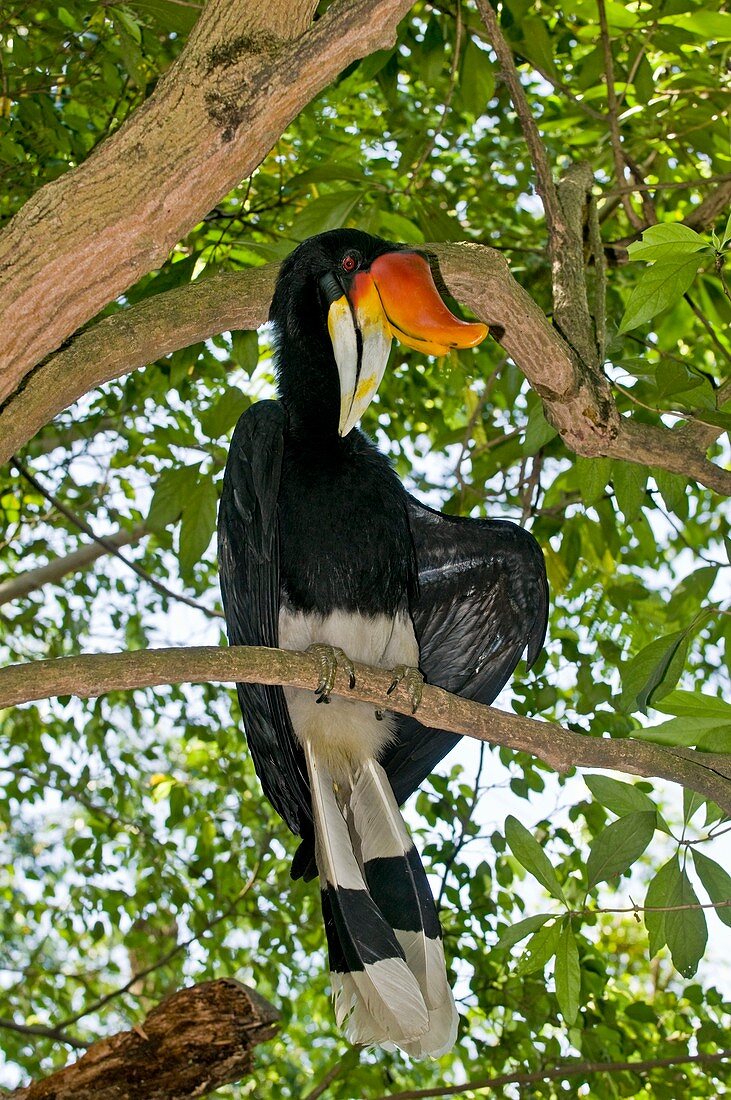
[218,400,312,838]
[382,495,549,805]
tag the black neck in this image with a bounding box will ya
[273,295,345,445]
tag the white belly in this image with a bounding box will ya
[279,608,419,780]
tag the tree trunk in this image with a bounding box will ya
[7,980,278,1100]
[0,0,412,405]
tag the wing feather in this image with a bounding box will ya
[382,494,548,804]
[218,401,311,836]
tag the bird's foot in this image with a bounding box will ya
[306,643,356,704]
[386,665,424,714]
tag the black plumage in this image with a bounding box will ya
[218,229,548,1054]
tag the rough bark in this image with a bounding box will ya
[6,980,278,1100]
[4,243,727,494]
[1,645,730,814]
[0,0,412,403]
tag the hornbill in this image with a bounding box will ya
[218,230,548,1056]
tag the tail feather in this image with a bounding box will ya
[349,759,459,1057]
[304,743,429,1047]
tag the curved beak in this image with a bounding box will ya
[366,252,488,356]
[325,251,488,436]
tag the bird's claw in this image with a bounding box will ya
[386,665,424,714]
[306,643,356,703]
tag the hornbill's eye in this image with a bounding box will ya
[341,252,359,273]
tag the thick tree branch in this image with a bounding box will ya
[0,0,412,403]
[0,265,277,464]
[1,645,730,813]
[2,244,728,494]
[6,980,278,1100]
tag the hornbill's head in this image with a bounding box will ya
[269,229,488,437]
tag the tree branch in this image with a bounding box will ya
[683,177,731,232]
[597,0,644,232]
[0,1019,86,1052]
[0,525,147,607]
[374,1048,731,1100]
[6,980,278,1100]
[0,0,412,402]
[473,0,562,234]
[1,645,730,813]
[3,243,728,495]
[11,459,222,618]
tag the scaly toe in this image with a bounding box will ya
[306,643,356,702]
[386,665,424,714]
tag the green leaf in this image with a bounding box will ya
[653,468,688,516]
[524,395,558,454]
[683,787,705,825]
[692,850,731,929]
[586,810,656,889]
[287,162,369,189]
[618,254,704,333]
[575,456,612,507]
[723,209,731,249]
[459,39,495,117]
[199,387,251,439]
[520,17,557,77]
[584,775,661,819]
[626,223,708,263]
[290,190,364,240]
[126,0,199,34]
[633,53,655,103]
[494,913,553,951]
[645,856,680,957]
[147,465,201,533]
[634,716,731,748]
[612,460,647,522]
[505,816,566,903]
[178,477,218,580]
[419,16,444,89]
[665,867,707,978]
[554,921,581,1025]
[654,690,731,720]
[231,330,259,374]
[659,12,731,40]
[515,920,560,976]
[619,630,689,713]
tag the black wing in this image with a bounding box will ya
[381,494,548,805]
[218,400,311,837]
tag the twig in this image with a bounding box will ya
[475,0,562,235]
[374,1049,731,1100]
[682,293,731,369]
[597,0,643,231]
[0,524,147,606]
[0,1017,86,1051]
[302,1052,354,1100]
[405,0,463,191]
[55,856,265,1030]
[11,458,223,619]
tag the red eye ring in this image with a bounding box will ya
[341,254,357,273]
